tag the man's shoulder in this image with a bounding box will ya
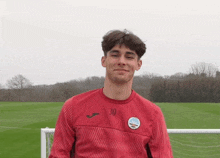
[64,88,101,107]
[134,92,161,112]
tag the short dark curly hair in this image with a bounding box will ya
[101,29,146,59]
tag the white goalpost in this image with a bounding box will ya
[41,127,55,158]
[41,128,220,158]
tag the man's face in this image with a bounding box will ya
[101,44,142,84]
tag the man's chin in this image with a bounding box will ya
[112,77,131,85]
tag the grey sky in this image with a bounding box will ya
[0,0,220,86]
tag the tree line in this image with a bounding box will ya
[0,62,220,102]
[150,74,220,102]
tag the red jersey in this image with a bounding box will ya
[49,88,173,158]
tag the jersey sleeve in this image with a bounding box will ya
[49,99,75,158]
[148,106,173,158]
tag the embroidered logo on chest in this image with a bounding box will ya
[128,117,140,130]
[86,113,99,118]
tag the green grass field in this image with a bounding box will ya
[0,102,219,158]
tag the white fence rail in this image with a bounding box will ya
[41,128,220,158]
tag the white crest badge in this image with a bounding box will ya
[128,117,140,130]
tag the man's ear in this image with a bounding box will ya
[136,59,142,71]
[101,56,106,67]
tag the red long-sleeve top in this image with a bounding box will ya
[49,88,173,158]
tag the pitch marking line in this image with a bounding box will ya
[0,126,39,130]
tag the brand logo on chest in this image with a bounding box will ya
[86,113,99,118]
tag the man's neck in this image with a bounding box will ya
[103,78,133,100]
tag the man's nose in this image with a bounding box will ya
[118,56,126,66]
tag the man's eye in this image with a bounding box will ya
[112,55,118,57]
[127,56,134,59]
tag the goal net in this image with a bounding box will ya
[41,128,220,158]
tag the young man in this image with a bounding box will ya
[49,30,173,158]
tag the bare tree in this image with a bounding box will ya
[216,71,220,78]
[170,72,186,80]
[0,84,3,101]
[190,62,219,77]
[7,74,32,89]
[0,83,4,89]
[6,74,32,101]
[142,72,161,79]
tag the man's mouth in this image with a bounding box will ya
[114,69,129,72]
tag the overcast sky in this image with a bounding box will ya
[0,0,220,86]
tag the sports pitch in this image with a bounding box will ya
[0,102,219,158]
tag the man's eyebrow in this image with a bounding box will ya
[126,51,136,55]
[109,50,119,53]
[109,50,135,55]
